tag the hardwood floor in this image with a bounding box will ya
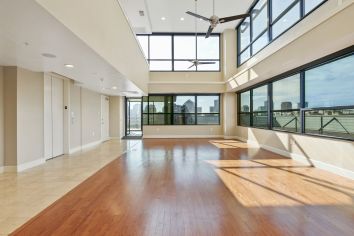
[11,139,354,236]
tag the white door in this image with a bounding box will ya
[101,95,109,141]
[52,77,64,157]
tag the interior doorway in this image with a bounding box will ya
[125,97,142,138]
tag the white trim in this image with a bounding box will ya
[69,140,103,154]
[3,158,47,172]
[143,134,224,139]
[148,81,225,85]
[242,139,354,180]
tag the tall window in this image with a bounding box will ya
[272,74,301,132]
[237,0,326,65]
[137,34,220,71]
[143,94,220,125]
[237,48,354,140]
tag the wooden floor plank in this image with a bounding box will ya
[10,139,354,236]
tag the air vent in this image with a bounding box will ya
[139,10,144,16]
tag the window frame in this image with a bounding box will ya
[237,45,354,141]
[143,94,221,126]
[236,0,327,66]
[137,33,221,72]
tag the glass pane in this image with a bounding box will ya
[271,0,297,21]
[197,61,219,71]
[197,114,219,124]
[147,96,166,113]
[174,96,195,113]
[143,114,148,125]
[252,85,268,112]
[149,35,172,59]
[149,60,172,71]
[150,114,172,125]
[251,0,268,39]
[240,113,251,126]
[272,111,300,132]
[272,3,301,38]
[305,0,325,14]
[305,109,354,139]
[174,60,196,71]
[174,114,196,125]
[305,54,354,108]
[197,96,219,113]
[143,96,149,113]
[272,74,300,110]
[240,47,250,64]
[239,17,251,51]
[137,35,148,58]
[174,36,196,60]
[197,36,219,60]
[240,91,251,112]
[252,31,269,55]
[253,112,268,128]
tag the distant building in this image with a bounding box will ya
[281,102,292,110]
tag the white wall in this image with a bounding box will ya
[109,96,124,139]
[16,68,44,165]
[69,82,82,150]
[0,67,4,168]
[81,88,101,146]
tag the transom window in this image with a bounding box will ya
[137,34,220,72]
[237,0,327,66]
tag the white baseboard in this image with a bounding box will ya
[2,158,46,173]
[69,140,103,154]
[143,134,224,139]
[243,139,354,180]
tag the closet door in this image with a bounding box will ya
[52,77,64,157]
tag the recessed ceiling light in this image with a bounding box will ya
[41,53,56,58]
[180,17,184,21]
[161,16,166,21]
[112,86,118,90]
[64,64,74,68]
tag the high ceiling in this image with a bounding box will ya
[120,0,253,34]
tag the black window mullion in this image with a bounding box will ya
[268,0,273,41]
[300,0,305,18]
[300,71,305,134]
[250,89,254,126]
[195,95,197,125]
[268,83,273,129]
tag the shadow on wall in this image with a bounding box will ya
[227,68,259,90]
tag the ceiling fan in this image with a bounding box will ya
[187,0,216,69]
[186,0,250,38]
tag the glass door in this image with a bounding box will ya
[125,97,143,137]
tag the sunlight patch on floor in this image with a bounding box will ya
[207,159,354,207]
[209,140,251,149]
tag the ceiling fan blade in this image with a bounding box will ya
[187,64,196,69]
[219,13,250,23]
[186,11,210,22]
[198,62,216,65]
[205,25,214,38]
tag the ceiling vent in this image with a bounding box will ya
[139,10,145,16]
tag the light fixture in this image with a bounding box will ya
[111,86,118,90]
[64,64,74,68]
[161,16,166,21]
[41,53,56,58]
[180,17,185,21]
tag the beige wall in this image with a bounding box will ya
[222,29,237,81]
[4,67,17,166]
[70,83,82,150]
[0,67,4,167]
[222,93,237,137]
[109,96,124,138]
[81,88,101,145]
[16,68,44,164]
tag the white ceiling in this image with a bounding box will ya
[0,0,143,96]
[119,0,253,33]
